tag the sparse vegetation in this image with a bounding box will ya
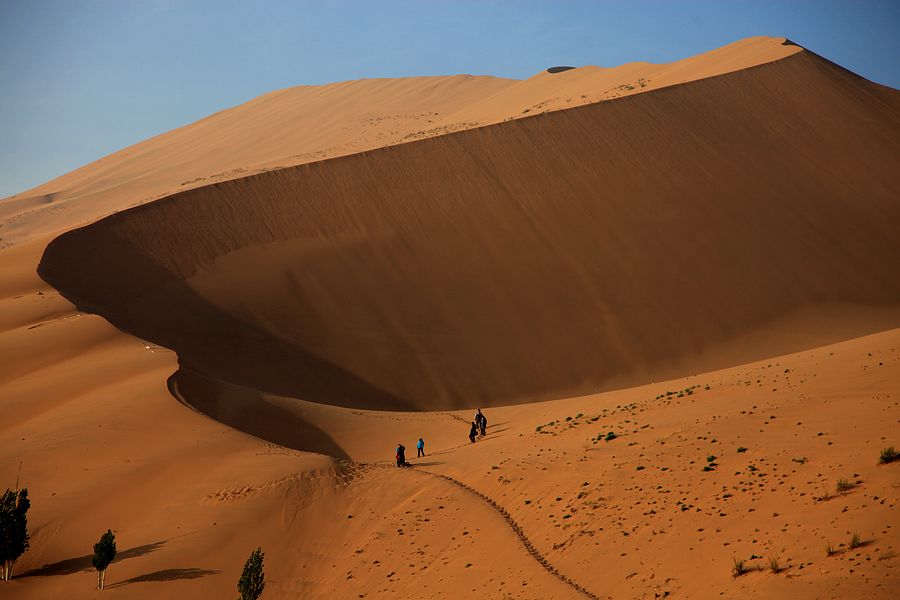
[826,541,836,556]
[0,488,30,581]
[879,446,898,464]
[238,547,265,600]
[604,431,617,442]
[767,554,781,574]
[836,479,853,494]
[92,529,117,590]
[736,447,748,453]
[732,555,747,577]
[850,533,861,549]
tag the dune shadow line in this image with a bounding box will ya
[38,224,416,412]
[106,568,221,588]
[20,540,166,578]
[170,368,351,459]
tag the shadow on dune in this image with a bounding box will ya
[169,369,351,459]
[106,568,221,588]
[39,227,414,411]
[20,540,166,578]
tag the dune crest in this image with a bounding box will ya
[3,36,799,247]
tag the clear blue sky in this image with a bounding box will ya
[1,0,898,198]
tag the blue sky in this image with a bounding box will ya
[1,0,898,198]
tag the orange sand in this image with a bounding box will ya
[1,36,898,599]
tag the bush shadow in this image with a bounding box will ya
[107,567,221,588]
[20,540,166,577]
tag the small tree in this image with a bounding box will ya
[238,547,265,600]
[0,488,30,581]
[92,529,117,590]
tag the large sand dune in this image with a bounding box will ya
[2,37,899,599]
[39,49,900,418]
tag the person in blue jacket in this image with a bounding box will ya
[416,437,425,457]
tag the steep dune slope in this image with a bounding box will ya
[39,49,900,414]
[1,37,799,247]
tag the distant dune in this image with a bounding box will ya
[39,49,900,413]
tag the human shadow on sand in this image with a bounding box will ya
[106,568,221,588]
[20,540,167,577]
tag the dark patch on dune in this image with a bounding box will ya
[38,51,900,414]
[106,568,221,588]
[169,369,351,458]
[547,66,576,74]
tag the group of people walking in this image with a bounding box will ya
[469,408,487,443]
[395,437,426,467]
[393,409,489,466]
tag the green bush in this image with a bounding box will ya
[92,529,117,590]
[238,547,265,600]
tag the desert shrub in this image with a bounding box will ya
[238,547,265,600]
[0,488,30,581]
[92,529,117,590]
[767,554,780,573]
[849,533,861,549]
[732,556,747,577]
[736,447,748,453]
[836,479,853,494]
[879,447,897,464]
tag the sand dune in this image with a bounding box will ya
[1,37,798,247]
[2,36,899,600]
[39,48,900,417]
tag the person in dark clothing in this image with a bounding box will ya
[469,421,478,443]
[396,443,406,467]
[479,412,487,437]
[417,437,425,457]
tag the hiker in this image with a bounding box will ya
[469,421,478,443]
[417,437,425,458]
[396,443,406,467]
[474,408,487,437]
